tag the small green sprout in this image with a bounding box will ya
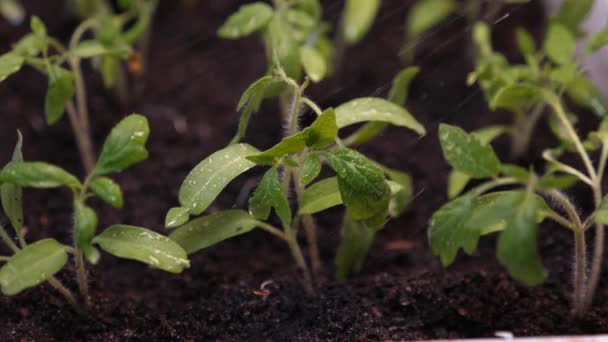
[166,64,424,293]
[431,99,608,315]
[0,115,189,308]
[468,0,608,158]
[0,9,155,173]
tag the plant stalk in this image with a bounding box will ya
[75,250,91,307]
[284,226,314,295]
[574,228,587,316]
[511,104,544,159]
[65,98,95,174]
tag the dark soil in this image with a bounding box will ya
[0,0,607,341]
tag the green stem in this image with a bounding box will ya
[258,222,287,240]
[470,177,519,197]
[0,224,19,253]
[75,251,91,307]
[284,226,314,295]
[574,228,587,316]
[292,166,321,275]
[583,186,604,313]
[65,101,96,174]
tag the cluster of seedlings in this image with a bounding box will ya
[0,0,607,320]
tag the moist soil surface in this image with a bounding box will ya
[0,1,607,341]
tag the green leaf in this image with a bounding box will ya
[438,124,501,178]
[335,97,425,135]
[553,0,593,36]
[11,34,40,57]
[94,225,190,273]
[335,213,376,281]
[500,164,531,182]
[585,28,608,55]
[1,131,23,232]
[537,174,578,190]
[515,27,536,56]
[169,210,265,254]
[0,239,67,295]
[249,167,291,227]
[165,207,191,228]
[429,194,475,266]
[299,154,322,187]
[90,177,123,208]
[595,195,608,225]
[0,162,80,189]
[217,2,274,39]
[45,67,75,125]
[497,191,546,286]
[388,66,419,106]
[74,201,99,264]
[342,0,381,44]
[30,16,47,42]
[72,40,130,58]
[544,23,576,65]
[325,148,390,220]
[264,16,302,80]
[490,84,542,112]
[406,0,455,37]
[566,74,607,118]
[101,56,119,88]
[385,169,413,218]
[299,47,327,83]
[94,114,150,175]
[299,177,342,215]
[0,53,24,82]
[169,143,260,227]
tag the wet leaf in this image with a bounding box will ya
[94,225,190,273]
[95,114,150,175]
[217,2,273,39]
[249,167,291,227]
[325,148,390,220]
[169,210,265,254]
[169,144,260,227]
[0,239,67,295]
[342,0,380,44]
[335,97,425,135]
[90,177,123,208]
[0,162,80,189]
[438,124,501,178]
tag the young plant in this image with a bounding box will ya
[468,0,608,158]
[430,103,608,315]
[165,65,424,293]
[0,114,189,307]
[0,10,155,173]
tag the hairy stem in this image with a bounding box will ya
[284,226,314,295]
[65,98,95,174]
[75,251,91,307]
[583,187,604,312]
[292,166,321,275]
[574,228,587,316]
[0,224,19,253]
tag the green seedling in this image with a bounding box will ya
[0,115,189,307]
[165,64,424,293]
[430,101,608,315]
[468,0,608,158]
[0,10,155,174]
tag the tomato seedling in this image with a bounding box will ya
[468,0,608,158]
[0,115,189,307]
[165,63,424,293]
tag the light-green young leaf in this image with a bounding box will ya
[554,0,593,36]
[1,131,23,232]
[438,124,501,178]
[406,0,455,37]
[168,144,260,227]
[90,176,124,208]
[490,84,542,113]
[299,154,322,187]
[94,225,190,273]
[45,67,75,125]
[0,161,80,189]
[566,74,607,118]
[74,201,100,264]
[299,177,342,215]
[335,97,425,135]
[0,239,68,295]
[300,46,327,83]
[249,167,291,227]
[342,0,381,44]
[585,28,608,55]
[515,27,536,56]
[0,53,24,82]
[169,210,266,254]
[94,114,150,175]
[335,213,376,281]
[217,2,274,39]
[325,148,390,220]
[544,23,576,65]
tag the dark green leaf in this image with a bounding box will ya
[249,167,291,227]
[406,0,455,37]
[95,114,150,175]
[299,154,322,187]
[0,162,80,189]
[429,194,475,266]
[497,191,546,285]
[74,201,99,264]
[299,177,342,215]
[342,0,381,44]
[1,131,23,232]
[45,67,75,125]
[169,210,265,254]
[325,148,390,220]
[94,225,190,273]
[0,239,67,295]
[544,23,576,65]
[169,144,260,227]
[438,124,501,178]
[90,177,123,208]
[217,2,274,39]
[335,213,376,281]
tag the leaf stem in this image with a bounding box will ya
[583,186,604,313]
[258,222,287,240]
[291,166,321,275]
[0,223,20,253]
[284,226,314,295]
[574,228,587,316]
[75,251,91,307]
[301,97,323,116]
[470,177,519,197]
